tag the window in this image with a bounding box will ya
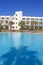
[16,22,17,24]
[5,21,8,23]
[26,18,30,20]
[6,18,9,19]
[22,18,25,20]
[31,18,34,21]
[16,26,17,28]
[39,19,43,22]
[12,26,14,28]
[16,18,17,20]
[2,17,4,19]
[26,26,29,29]
[35,18,38,20]
[40,19,42,20]
[26,21,29,24]
[16,14,17,16]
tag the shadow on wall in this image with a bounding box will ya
[0,46,42,65]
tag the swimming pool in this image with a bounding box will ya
[0,32,43,65]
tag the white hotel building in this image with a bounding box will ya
[0,11,43,30]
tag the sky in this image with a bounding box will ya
[0,0,43,16]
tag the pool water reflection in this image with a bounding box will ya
[0,32,43,65]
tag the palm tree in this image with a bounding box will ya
[34,21,38,30]
[0,21,3,31]
[9,21,14,30]
[31,21,38,31]
[31,21,35,31]
[18,21,25,31]
[39,22,42,30]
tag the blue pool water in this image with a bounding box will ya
[0,32,43,65]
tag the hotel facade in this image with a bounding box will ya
[0,11,43,30]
